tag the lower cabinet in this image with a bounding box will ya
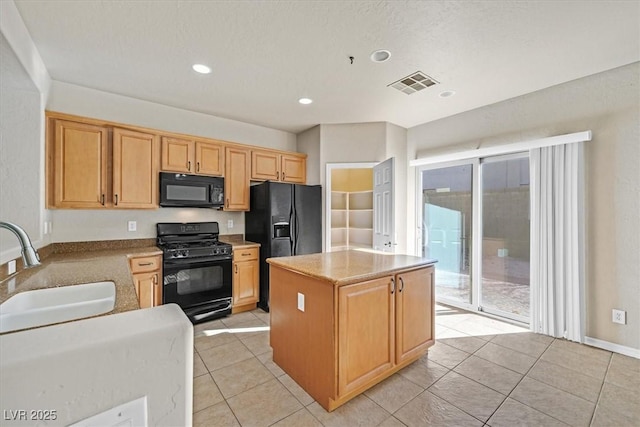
[129,255,163,309]
[232,247,259,313]
[270,264,435,411]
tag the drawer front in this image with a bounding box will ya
[130,255,161,273]
[233,247,259,262]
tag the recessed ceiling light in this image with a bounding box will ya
[298,98,313,105]
[439,90,456,98]
[370,49,391,63]
[192,64,211,74]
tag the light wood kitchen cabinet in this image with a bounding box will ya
[52,120,109,208]
[269,252,435,412]
[251,150,306,184]
[129,255,162,308]
[112,128,159,208]
[224,146,251,210]
[232,247,259,313]
[161,136,224,176]
[50,119,158,209]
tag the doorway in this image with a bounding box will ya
[419,153,530,324]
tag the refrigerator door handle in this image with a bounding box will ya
[291,185,297,255]
[289,196,295,255]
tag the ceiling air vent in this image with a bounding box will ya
[388,71,438,95]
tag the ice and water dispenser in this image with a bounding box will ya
[272,215,290,239]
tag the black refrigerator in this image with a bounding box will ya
[245,181,322,311]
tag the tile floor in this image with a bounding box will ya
[192,305,640,427]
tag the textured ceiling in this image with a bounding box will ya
[13,1,640,133]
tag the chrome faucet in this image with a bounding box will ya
[0,221,41,268]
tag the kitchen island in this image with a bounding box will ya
[267,250,437,411]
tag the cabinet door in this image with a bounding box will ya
[195,141,224,176]
[53,120,109,208]
[113,128,159,208]
[338,276,395,396]
[281,154,306,184]
[133,271,158,309]
[161,136,193,173]
[251,150,280,181]
[224,147,251,210]
[395,267,434,364]
[233,260,259,306]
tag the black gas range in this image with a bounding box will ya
[157,222,233,323]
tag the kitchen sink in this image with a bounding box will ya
[0,281,116,333]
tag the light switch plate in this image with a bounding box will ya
[227,219,234,229]
[297,292,305,312]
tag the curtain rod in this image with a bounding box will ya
[409,130,592,167]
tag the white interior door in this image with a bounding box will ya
[373,157,395,252]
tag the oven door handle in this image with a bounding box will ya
[163,256,232,267]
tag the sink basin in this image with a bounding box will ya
[0,281,116,333]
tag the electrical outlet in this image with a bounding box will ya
[128,221,137,232]
[227,219,234,229]
[612,309,626,325]
[297,292,305,312]
[7,260,16,275]
[43,221,49,234]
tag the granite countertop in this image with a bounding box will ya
[0,246,161,319]
[220,235,260,249]
[267,250,437,286]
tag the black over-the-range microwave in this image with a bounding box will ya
[159,172,224,208]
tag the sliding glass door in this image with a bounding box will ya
[420,154,530,323]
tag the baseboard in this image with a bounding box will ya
[584,336,640,359]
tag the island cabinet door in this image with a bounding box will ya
[338,276,395,396]
[395,266,435,364]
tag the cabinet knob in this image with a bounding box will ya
[188,161,191,171]
[101,194,105,205]
[277,171,279,180]
[390,277,395,294]
[114,194,118,206]
[235,264,238,273]
[196,162,200,172]
[398,277,404,293]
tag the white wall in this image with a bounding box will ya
[0,1,51,264]
[408,62,640,350]
[296,125,321,185]
[0,304,193,426]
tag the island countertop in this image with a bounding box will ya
[266,250,436,286]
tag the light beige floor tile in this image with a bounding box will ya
[211,356,274,398]
[194,318,226,334]
[227,378,302,426]
[434,312,476,328]
[454,355,523,395]
[307,394,391,427]
[193,351,208,377]
[487,398,568,427]
[605,353,640,391]
[240,331,272,356]
[231,319,271,340]
[510,377,595,426]
[195,329,240,353]
[490,332,552,358]
[271,408,322,427]
[193,401,240,427]
[398,357,449,388]
[378,415,407,426]
[527,359,603,402]
[550,339,611,363]
[427,341,470,368]
[364,374,424,413]
[251,308,271,325]
[596,381,640,424]
[439,335,487,353]
[193,373,224,413]
[429,371,506,422]
[278,373,314,406]
[591,403,639,427]
[450,319,507,337]
[436,325,465,339]
[199,340,254,372]
[475,342,537,374]
[394,390,483,427]
[220,311,261,327]
[257,348,286,377]
[540,345,610,380]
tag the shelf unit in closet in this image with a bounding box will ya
[330,190,373,250]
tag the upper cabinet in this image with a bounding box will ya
[50,120,158,209]
[161,136,224,176]
[251,150,306,184]
[225,146,251,211]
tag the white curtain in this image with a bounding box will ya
[530,142,585,342]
